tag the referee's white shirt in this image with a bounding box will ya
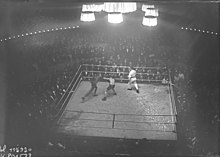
[128,69,136,79]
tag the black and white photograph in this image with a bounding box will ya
[0,0,219,156]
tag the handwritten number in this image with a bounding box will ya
[24,147,27,153]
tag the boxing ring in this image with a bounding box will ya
[55,64,177,140]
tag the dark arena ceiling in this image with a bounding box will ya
[0,1,219,36]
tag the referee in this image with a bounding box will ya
[128,67,139,93]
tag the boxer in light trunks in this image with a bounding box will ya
[102,75,117,101]
[128,67,139,93]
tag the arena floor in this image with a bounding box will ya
[56,81,177,140]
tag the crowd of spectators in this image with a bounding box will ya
[7,24,219,156]
[7,64,77,146]
[82,64,169,84]
[13,27,174,76]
